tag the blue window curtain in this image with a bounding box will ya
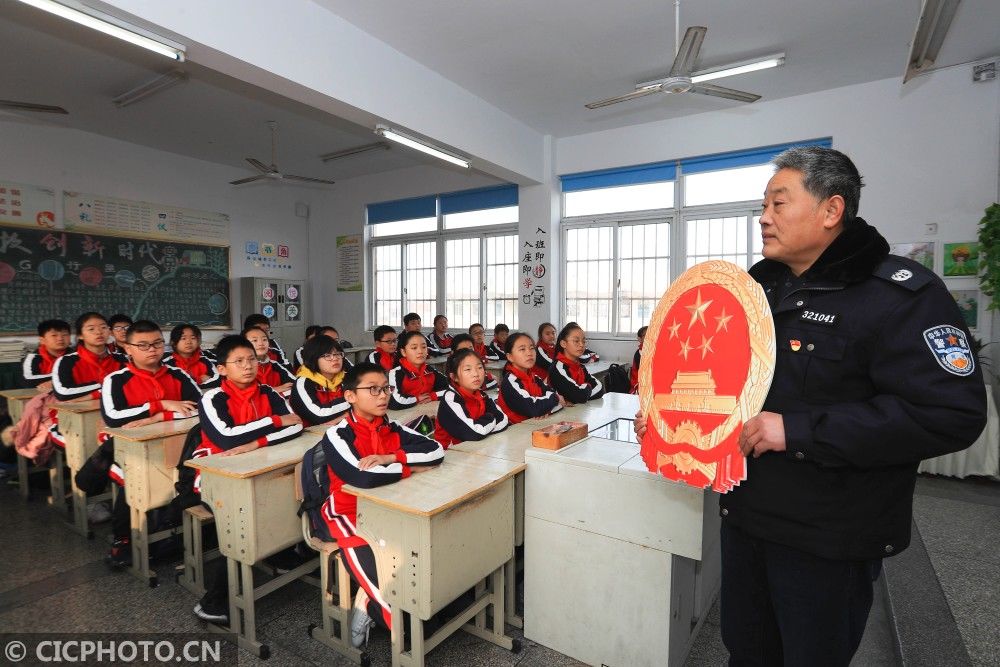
[439,184,518,215]
[366,195,436,225]
[679,138,833,175]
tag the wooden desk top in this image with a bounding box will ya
[104,416,199,443]
[53,399,101,413]
[0,388,40,400]
[343,451,524,517]
[184,431,321,479]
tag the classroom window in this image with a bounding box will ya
[485,234,518,329]
[564,226,615,333]
[683,164,775,207]
[404,241,437,322]
[369,216,437,238]
[619,222,671,334]
[445,237,481,326]
[443,205,519,230]
[373,243,402,326]
[564,182,674,218]
[684,211,763,270]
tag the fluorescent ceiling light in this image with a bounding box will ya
[320,141,390,162]
[903,0,961,83]
[15,0,185,61]
[638,53,785,89]
[374,125,469,169]
[112,70,186,107]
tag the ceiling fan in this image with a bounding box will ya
[585,1,780,109]
[0,100,68,114]
[230,121,336,186]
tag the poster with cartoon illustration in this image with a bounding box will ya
[943,242,979,277]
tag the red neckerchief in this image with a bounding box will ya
[76,345,123,384]
[374,349,395,371]
[556,352,586,384]
[255,358,279,386]
[400,357,437,395]
[473,342,488,361]
[505,363,544,397]
[37,346,64,375]
[454,382,487,419]
[170,349,206,378]
[125,363,168,402]
[346,410,391,456]
[435,331,453,347]
[221,378,265,423]
[400,357,427,377]
[538,342,556,359]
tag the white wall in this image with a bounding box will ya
[0,119,318,346]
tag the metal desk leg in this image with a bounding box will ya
[307,551,367,665]
[504,558,522,628]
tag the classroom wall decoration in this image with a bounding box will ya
[244,239,294,271]
[0,224,231,332]
[943,242,980,277]
[889,241,935,270]
[336,234,362,292]
[64,191,229,245]
[520,226,547,307]
[0,181,57,228]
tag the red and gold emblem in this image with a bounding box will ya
[639,261,775,492]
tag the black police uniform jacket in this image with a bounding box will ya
[719,218,987,561]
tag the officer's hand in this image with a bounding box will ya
[739,412,786,458]
[634,411,647,440]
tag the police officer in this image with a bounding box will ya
[636,147,986,666]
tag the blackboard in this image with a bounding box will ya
[0,225,231,333]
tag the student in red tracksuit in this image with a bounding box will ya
[190,334,304,624]
[426,314,452,357]
[485,323,509,361]
[22,319,71,390]
[51,313,126,448]
[106,313,133,361]
[550,323,605,404]
[468,323,497,362]
[367,325,398,371]
[244,313,289,367]
[535,322,557,377]
[318,362,444,646]
[630,326,647,394]
[244,326,294,393]
[76,320,201,567]
[290,335,350,426]
[434,349,508,448]
[402,312,423,334]
[450,334,499,390]
[496,333,566,424]
[387,331,449,409]
[163,324,219,388]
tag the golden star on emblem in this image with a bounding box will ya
[699,334,714,359]
[679,337,692,360]
[685,289,713,329]
[667,319,682,340]
[715,308,732,333]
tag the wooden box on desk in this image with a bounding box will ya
[530,421,587,450]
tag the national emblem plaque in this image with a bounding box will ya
[638,260,775,492]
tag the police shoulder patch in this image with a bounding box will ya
[875,257,934,291]
[923,325,975,376]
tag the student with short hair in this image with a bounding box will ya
[317,362,444,646]
[402,312,422,333]
[243,326,294,394]
[367,325,398,371]
[434,348,508,448]
[468,323,494,361]
[243,313,288,366]
[535,322,557,374]
[107,314,133,360]
[190,334,304,623]
[77,320,201,567]
[425,314,452,357]
[630,325,648,394]
[318,326,353,370]
[164,324,219,388]
[22,319,71,390]
[291,335,350,426]
[451,334,499,390]
[497,332,565,424]
[485,323,509,361]
[550,323,605,404]
[387,331,449,409]
[292,325,323,371]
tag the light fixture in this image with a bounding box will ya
[374,125,470,169]
[638,52,785,89]
[903,0,961,83]
[15,0,186,61]
[319,141,390,162]
[112,70,187,107]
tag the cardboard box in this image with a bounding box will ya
[531,421,588,450]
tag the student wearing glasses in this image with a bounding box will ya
[316,362,444,647]
[549,322,605,404]
[191,334,304,624]
[106,313,133,360]
[367,325,398,371]
[290,334,350,426]
[76,320,201,568]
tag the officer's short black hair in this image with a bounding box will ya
[773,146,864,223]
[38,319,70,336]
[343,362,386,391]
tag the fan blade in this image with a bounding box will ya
[282,174,337,185]
[0,100,68,114]
[245,158,273,173]
[690,83,761,103]
[585,85,663,109]
[229,175,268,185]
[668,26,707,77]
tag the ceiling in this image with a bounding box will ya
[1,0,998,182]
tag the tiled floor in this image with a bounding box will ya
[1,472,996,666]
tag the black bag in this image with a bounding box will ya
[166,423,204,526]
[297,440,334,543]
[604,363,632,394]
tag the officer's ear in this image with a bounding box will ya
[822,194,846,229]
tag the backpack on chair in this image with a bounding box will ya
[604,363,632,394]
[297,440,334,543]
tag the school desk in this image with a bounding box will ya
[0,387,50,502]
[185,431,323,658]
[346,345,376,364]
[53,399,103,537]
[104,417,199,586]
[343,450,524,667]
